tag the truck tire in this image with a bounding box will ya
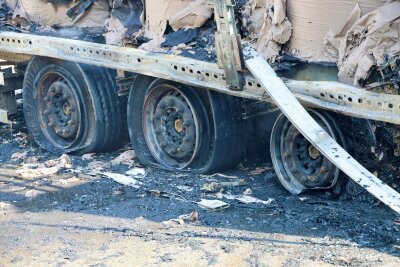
[270,109,346,194]
[23,57,127,154]
[128,76,245,173]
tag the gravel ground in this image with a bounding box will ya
[0,109,399,267]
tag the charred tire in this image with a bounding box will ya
[23,57,127,154]
[127,76,245,173]
[270,109,346,194]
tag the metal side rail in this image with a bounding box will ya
[244,46,400,214]
[0,32,399,125]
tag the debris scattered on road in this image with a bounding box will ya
[235,195,274,205]
[87,161,111,171]
[58,176,80,185]
[82,153,96,160]
[163,211,200,226]
[250,166,272,175]
[175,185,194,192]
[11,151,28,161]
[111,150,136,165]
[200,173,239,179]
[16,166,59,178]
[243,188,252,196]
[147,190,188,202]
[197,199,230,210]
[113,188,126,195]
[44,154,72,169]
[125,167,146,178]
[16,154,72,178]
[180,211,199,222]
[174,174,189,178]
[23,156,40,164]
[223,193,274,206]
[201,179,246,192]
[103,172,142,189]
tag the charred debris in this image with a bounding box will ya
[0,1,397,90]
[0,0,400,185]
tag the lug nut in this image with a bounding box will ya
[320,166,328,173]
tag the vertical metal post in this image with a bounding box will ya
[209,0,244,90]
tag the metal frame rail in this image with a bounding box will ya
[0,32,398,125]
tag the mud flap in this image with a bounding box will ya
[244,46,400,214]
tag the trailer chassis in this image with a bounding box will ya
[0,0,399,213]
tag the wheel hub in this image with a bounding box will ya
[44,80,79,139]
[143,86,199,169]
[271,110,344,194]
[286,127,332,187]
[308,145,320,160]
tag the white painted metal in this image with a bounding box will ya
[0,72,4,86]
[244,46,400,214]
[0,109,8,124]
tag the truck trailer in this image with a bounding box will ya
[0,0,399,213]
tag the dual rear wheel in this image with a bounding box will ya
[23,57,345,192]
[128,76,245,173]
[23,58,245,173]
[23,57,128,154]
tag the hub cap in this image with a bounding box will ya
[271,110,343,194]
[44,80,79,139]
[143,85,199,169]
[37,74,81,149]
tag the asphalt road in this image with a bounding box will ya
[0,110,399,266]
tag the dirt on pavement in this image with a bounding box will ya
[0,109,399,267]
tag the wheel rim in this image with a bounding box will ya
[271,110,342,194]
[36,72,82,149]
[142,84,200,169]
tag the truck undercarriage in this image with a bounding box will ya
[0,0,399,213]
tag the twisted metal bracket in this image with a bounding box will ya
[208,0,244,90]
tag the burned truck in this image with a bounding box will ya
[0,0,399,213]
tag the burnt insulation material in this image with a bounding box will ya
[66,0,97,20]
[112,0,143,33]
[333,113,400,192]
[161,29,199,47]
[43,0,74,5]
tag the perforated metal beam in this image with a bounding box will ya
[0,32,399,125]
